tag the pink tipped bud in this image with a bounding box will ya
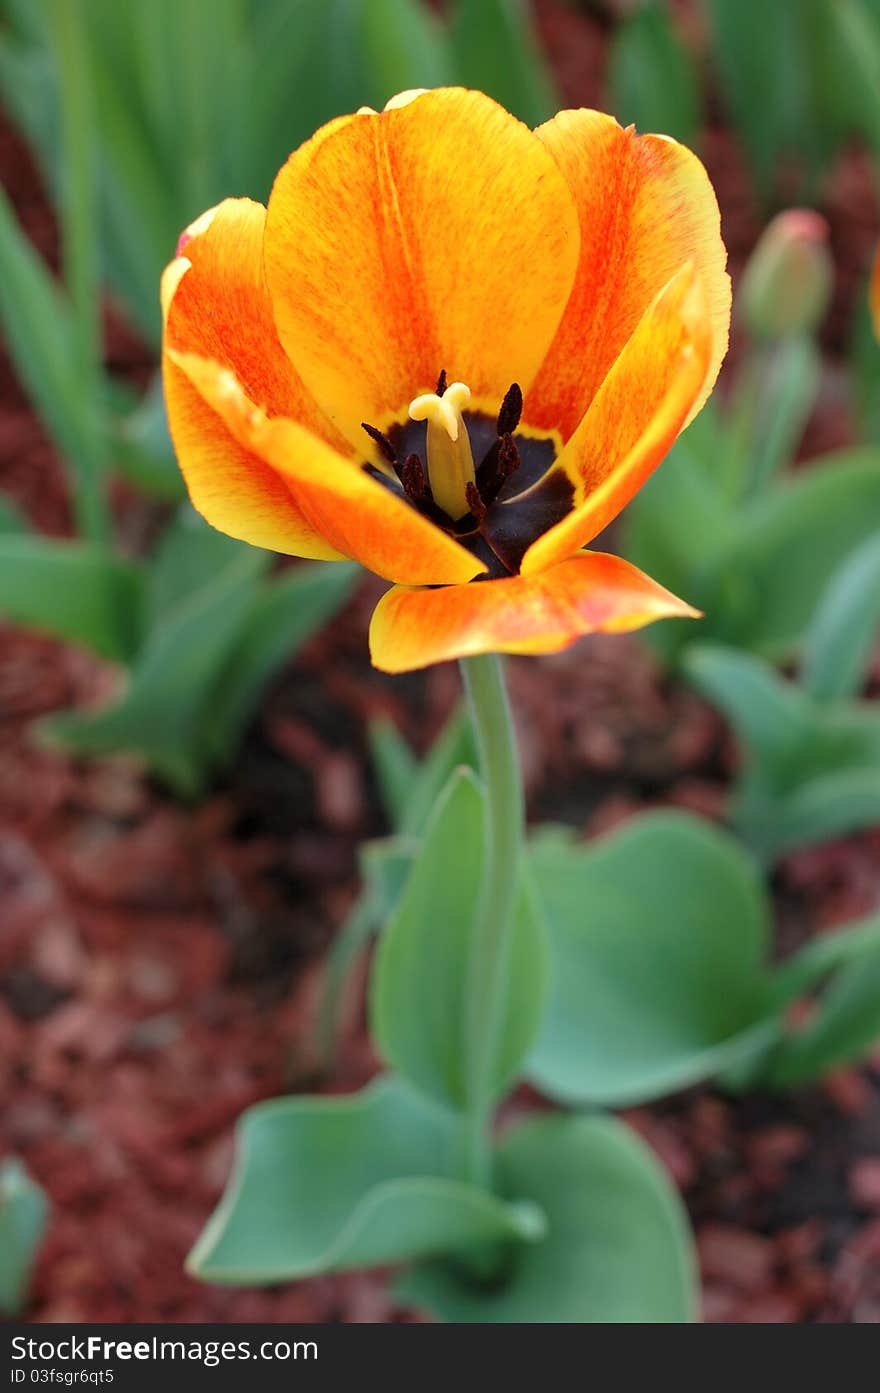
[740,210,833,340]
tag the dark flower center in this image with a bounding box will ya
[361,376,573,578]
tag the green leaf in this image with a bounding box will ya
[608,1,701,145]
[0,1158,49,1317]
[770,765,880,859]
[42,547,265,796]
[683,644,817,784]
[766,950,880,1087]
[360,0,452,106]
[399,1112,697,1323]
[800,532,880,701]
[371,768,549,1110]
[398,703,479,837]
[203,560,359,767]
[0,535,145,661]
[526,812,774,1106]
[188,1075,545,1284]
[369,719,419,829]
[449,0,557,126]
[770,913,880,1005]
[0,494,28,534]
[112,374,186,502]
[716,448,880,657]
[0,184,103,491]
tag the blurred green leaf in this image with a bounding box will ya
[112,375,186,503]
[0,185,103,498]
[203,559,359,767]
[369,719,420,829]
[0,536,146,661]
[361,0,452,104]
[372,769,549,1109]
[800,532,880,701]
[399,1112,696,1323]
[526,813,773,1107]
[608,0,701,145]
[684,643,880,861]
[0,1159,48,1318]
[0,495,28,534]
[767,949,880,1087]
[450,0,557,126]
[188,1075,545,1283]
[42,547,265,796]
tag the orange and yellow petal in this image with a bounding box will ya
[263,87,580,449]
[369,552,699,673]
[162,356,344,559]
[163,196,346,449]
[521,263,711,576]
[527,111,730,441]
[170,351,484,588]
[871,244,880,340]
[162,198,354,558]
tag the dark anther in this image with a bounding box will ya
[401,453,428,501]
[496,382,523,437]
[497,433,521,479]
[361,421,397,465]
[436,368,448,396]
[465,480,487,522]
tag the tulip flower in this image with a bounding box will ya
[162,88,730,672]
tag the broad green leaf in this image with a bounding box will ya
[188,1075,545,1283]
[371,768,549,1109]
[527,812,774,1106]
[800,532,880,700]
[450,0,557,126]
[399,1112,696,1323]
[42,549,264,796]
[0,1158,48,1317]
[608,1,701,145]
[0,536,145,661]
[203,560,359,766]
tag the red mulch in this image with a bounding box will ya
[3,4,880,1325]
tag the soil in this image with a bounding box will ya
[2,2,880,1325]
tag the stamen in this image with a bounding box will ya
[361,421,397,465]
[408,380,476,520]
[497,433,521,479]
[401,453,428,500]
[465,481,487,522]
[496,382,523,437]
[436,368,447,396]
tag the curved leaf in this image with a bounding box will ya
[188,1076,544,1284]
[398,1112,696,1323]
[371,769,549,1110]
[527,812,773,1106]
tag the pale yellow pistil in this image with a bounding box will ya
[408,380,475,520]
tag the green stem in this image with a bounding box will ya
[50,0,110,543]
[459,653,525,1190]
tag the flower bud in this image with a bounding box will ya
[740,210,833,340]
